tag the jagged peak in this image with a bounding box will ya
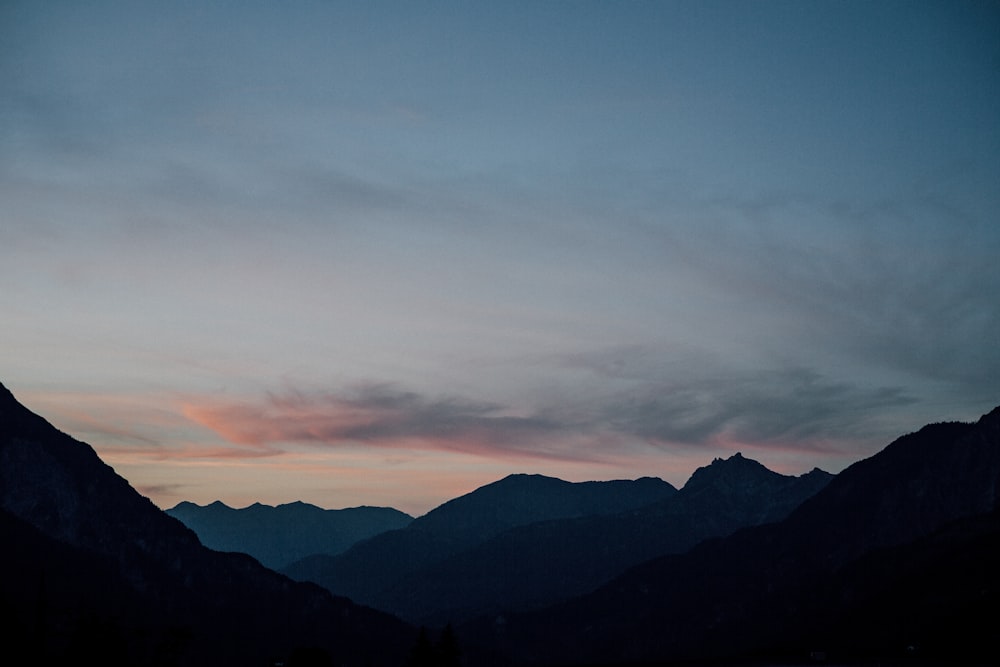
[708,451,761,467]
[682,452,777,491]
[703,451,756,467]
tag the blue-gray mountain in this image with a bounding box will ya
[283,473,678,617]
[166,499,412,570]
[0,383,414,666]
[462,406,1000,666]
[283,457,832,625]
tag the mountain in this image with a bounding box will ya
[0,382,415,666]
[283,459,830,626]
[364,454,832,625]
[469,406,1000,666]
[409,473,679,542]
[282,473,678,612]
[167,499,413,570]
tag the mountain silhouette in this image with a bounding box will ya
[0,382,414,666]
[466,405,1000,665]
[167,499,412,570]
[363,453,831,625]
[282,473,677,612]
[282,458,830,626]
[7,377,995,665]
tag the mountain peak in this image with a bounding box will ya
[496,472,565,485]
[706,451,756,467]
[0,381,22,405]
[696,451,769,473]
[411,472,676,545]
[0,382,57,439]
[682,452,779,493]
[168,500,199,511]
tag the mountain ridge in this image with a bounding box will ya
[464,405,1000,665]
[166,498,413,570]
[0,382,415,666]
[284,452,831,625]
[282,471,679,612]
[6,379,996,665]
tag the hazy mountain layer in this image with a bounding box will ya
[167,499,413,570]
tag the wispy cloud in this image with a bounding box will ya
[648,192,1000,396]
[602,367,916,449]
[182,365,916,465]
[183,383,584,461]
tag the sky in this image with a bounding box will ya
[2,1,999,516]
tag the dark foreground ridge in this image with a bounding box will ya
[0,382,415,666]
[461,405,1000,666]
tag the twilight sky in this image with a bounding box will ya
[2,1,998,515]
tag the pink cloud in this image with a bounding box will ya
[181,384,607,463]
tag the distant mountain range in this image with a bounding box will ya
[2,378,997,666]
[166,499,413,570]
[281,473,679,619]
[0,382,414,666]
[283,455,832,626]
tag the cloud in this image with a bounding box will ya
[183,365,917,466]
[183,383,584,461]
[547,344,920,448]
[602,366,917,449]
[631,190,1000,404]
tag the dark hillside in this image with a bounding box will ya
[468,406,1000,666]
[0,382,414,666]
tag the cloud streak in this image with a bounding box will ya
[183,383,581,462]
[603,367,917,449]
[183,365,917,466]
